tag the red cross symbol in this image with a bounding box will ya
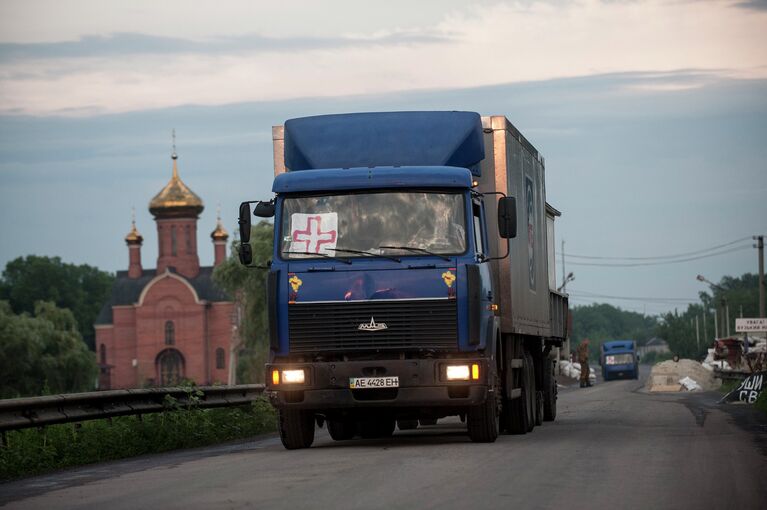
[292,215,337,253]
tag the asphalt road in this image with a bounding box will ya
[2,373,766,510]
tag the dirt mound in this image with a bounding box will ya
[646,359,720,392]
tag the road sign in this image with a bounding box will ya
[735,318,767,332]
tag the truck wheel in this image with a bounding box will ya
[328,419,357,441]
[467,384,499,443]
[524,353,535,432]
[359,418,395,439]
[278,409,315,450]
[419,418,438,426]
[397,419,419,430]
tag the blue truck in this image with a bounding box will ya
[237,111,569,449]
[600,340,639,381]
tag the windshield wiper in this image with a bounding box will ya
[378,245,451,261]
[283,251,352,264]
[327,248,401,263]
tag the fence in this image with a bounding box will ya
[0,385,265,433]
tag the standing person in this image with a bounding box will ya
[578,338,592,388]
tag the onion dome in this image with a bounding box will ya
[149,151,204,218]
[211,212,229,241]
[125,211,143,245]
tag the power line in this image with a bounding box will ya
[564,245,751,267]
[564,236,753,261]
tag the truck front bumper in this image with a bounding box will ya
[265,358,489,410]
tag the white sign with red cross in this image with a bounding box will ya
[290,213,338,254]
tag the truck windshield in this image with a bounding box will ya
[280,191,466,259]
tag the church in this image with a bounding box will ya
[95,146,236,389]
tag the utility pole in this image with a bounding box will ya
[725,303,730,337]
[561,239,566,291]
[761,234,765,317]
[714,309,719,339]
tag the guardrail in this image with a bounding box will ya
[0,384,265,433]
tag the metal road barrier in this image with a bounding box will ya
[0,385,265,432]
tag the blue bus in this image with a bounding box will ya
[600,340,639,381]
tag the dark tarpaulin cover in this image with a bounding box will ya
[283,111,485,175]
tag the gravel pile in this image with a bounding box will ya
[646,359,721,392]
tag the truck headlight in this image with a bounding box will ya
[445,364,480,381]
[281,369,306,384]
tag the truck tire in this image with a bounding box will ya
[278,409,315,450]
[467,384,499,442]
[359,418,395,439]
[328,419,357,441]
[397,419,419,430]
[524,352,536,432]
[543,359,557,421]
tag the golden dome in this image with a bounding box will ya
[211,215,229,241]
[149,153,204,218]
[125,218,143,245]
[211,222,228,241]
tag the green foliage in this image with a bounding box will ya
[0,255,114,350]
[699,273,760,337]
[0,301,98,398]
[658,273,760,360]
[0,399,277,481]
[639,350,673,365]
[213,221,274,383]
[570,303,658,359]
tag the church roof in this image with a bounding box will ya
[148,153,204,218]
[95,266,230,325]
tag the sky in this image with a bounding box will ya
[0,0,766,316]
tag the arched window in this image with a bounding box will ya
[165,321,175,345]
[215,347,225,369]
[156,348,184,386]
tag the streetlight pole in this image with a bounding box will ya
[697,274,728,339]
[756,235,765,318]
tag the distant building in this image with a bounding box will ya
[95,146,235,389]
[637,337,670,357]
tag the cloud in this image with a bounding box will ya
[1,0,766,115]
[0,31,451,63]
[734,0,767,11]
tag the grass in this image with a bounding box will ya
[0,398,277,481]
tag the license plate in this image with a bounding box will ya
[349,376,399,389]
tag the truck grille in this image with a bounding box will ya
[288,299,457,353]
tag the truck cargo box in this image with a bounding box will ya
[477,116,554,337]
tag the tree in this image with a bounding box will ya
[570,303,659,360]
[0,255,114,350]
[213,221,274,383]
[0,301,98,398]
[699,273,760,337]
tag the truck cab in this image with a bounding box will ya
[238,111,568,449]
[600,340,639,381]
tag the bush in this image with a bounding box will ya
[0,399,276,481]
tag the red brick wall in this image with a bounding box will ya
[101,273,235,389]
[156,218,200,279]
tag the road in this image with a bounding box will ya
[2,373,766,510]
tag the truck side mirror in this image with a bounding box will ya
[239,202,252,243]
[254,200,275,218]
[239,242,253,265]
[498,196,517,238]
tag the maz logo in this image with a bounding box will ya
[358,317,388,331]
